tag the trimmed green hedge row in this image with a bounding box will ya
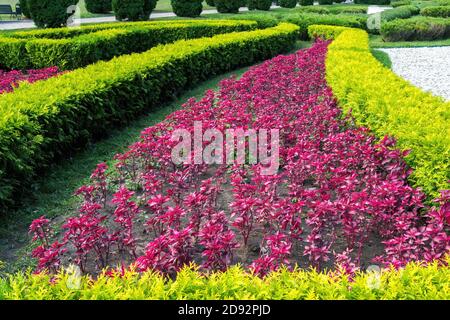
[0,20,258,70]
[420,5,450,17]
[324,26,450,198]
[2,261,450,299]
[204,11,368,38]
[381,16,450,41]
[0,23,299,211]
[381,5,420,22]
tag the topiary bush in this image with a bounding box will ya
[279,0,297,8]
[171,0,203,17]
[215,0,242,13]
[420,5,450,18]
[27,0,78,28]
[318,0,333,4]
[85,0,112,14]
[299,0,314,5]
[19,0,31,18]
[248,0,272,11]
[112,0,157,21]
[205,0,215,5]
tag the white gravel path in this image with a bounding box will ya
[380,47,450,101]
[367,5,392,15]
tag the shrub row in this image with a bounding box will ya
[391,0,411,7]
[0,23,299,211]
[324,26,450,198]
[0,20,257,70]
[298,5,368,15]
[2,261,450,299]
[381,16,450,41]
[307,24,351,39]
[380,5,420,22]
[280,13,367,39]
[203,11,368,38]
[9,20,227,39]
[420,5,450,17]
[354,0,390,4]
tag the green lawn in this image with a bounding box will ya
[370,34,450,48]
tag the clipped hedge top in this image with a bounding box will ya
[0,23,298,118]
[324,26,450,198]
[0,22,300,209]
[5,19,258,39]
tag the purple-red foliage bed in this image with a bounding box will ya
[0,67,60,94]
[29,41,450,277]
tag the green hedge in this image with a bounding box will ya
[308,24,351,39]
[354,0,390,4]
[381,5,420,22]
[205,10,368,37]
[9,20,232,39]
[1,261,450,299]
[420,5,450,17]
[391,0,411,7]
[381,16,450,41]
[0,20,257,70]
[298,5,368,14]
[325,26,450,198]
[279,13,367,39]
[0,23,299,211]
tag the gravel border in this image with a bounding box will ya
[380,47,450,101]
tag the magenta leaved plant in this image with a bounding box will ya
[28,40,449,277]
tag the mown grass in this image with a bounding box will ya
[371,49,392,68]
[370,34,450,47]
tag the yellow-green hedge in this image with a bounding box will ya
[324,26,450,199]
[1,260,450,299]
[0,23,299,211]
[307,24,351,40]
[0,20,258,70]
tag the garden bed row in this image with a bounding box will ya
[28,39,449,279]
[313,25,450,198]
[0,23,299,211]
[2,261,450,300]
[0,20,258,70]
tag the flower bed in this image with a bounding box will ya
[0,23,299,211]
[0,67,60,94]
[29,40,449,277]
